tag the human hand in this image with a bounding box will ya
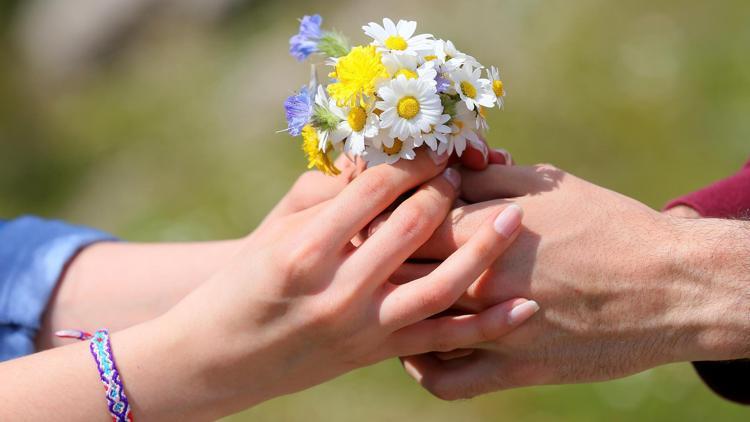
[125,151,536,419]
[36,155,366,350]
[261,139,511,226]
[398,164,750,399]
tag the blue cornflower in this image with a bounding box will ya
[289,15,323,61]
[435,71,452,94]
[284,86,314,136]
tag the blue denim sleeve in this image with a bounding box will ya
[0,216,117,362]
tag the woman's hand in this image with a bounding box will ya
[35,155,362,350]
[0,151,536,421]
[121,151,531,419]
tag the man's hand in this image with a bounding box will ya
[399,164,750,400]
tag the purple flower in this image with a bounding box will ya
[435,71,452,94]
[284,86,313,136]
[289,15,323,61]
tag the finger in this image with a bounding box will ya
[389,262,439,285]
[367,196,466,240]
[663,205,701,218]
[401,354,501,400]
[386,298,538,357]
[315,149,449,252]
[488,148,513,166]
[435,349,474,361]
[459,164,562,203]
[264,158,358,222]
[379,204,523,329]
[412,199,511,260]
[343,167,460,290]
[366,211,391,238]
[459,137,489,171]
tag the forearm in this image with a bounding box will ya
[36,239,244,350]
[669,217,750,361]
[0,316,235,421]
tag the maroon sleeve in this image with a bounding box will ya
[665,160,750,219]
[664,158,750,405]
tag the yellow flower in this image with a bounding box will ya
[327,45,388,108]
[301,124,340,176]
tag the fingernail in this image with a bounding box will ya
[428,148,449,165]
[495,148,512,165]
[508,300,540,325]
[469,138,489,162]
[442,168,461,191]
[493,204,523,237]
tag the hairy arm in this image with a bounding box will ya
[671,216,750,361]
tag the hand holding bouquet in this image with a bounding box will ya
[285,15,506,174]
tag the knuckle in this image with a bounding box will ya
[283,237,325,277]
[392,206,426,239]
[356,169,392,202]
[307,299,345,332]
[416,285,453,316]
[477,316,500,342]
[430,330,455,353]
[424,176,454,198]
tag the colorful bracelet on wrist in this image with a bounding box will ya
[56,329,134,422]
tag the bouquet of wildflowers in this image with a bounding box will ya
[285,15,506,175]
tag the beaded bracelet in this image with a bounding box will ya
[56,329,134,422]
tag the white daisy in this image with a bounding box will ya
[424,39,480,70]
[364,133,417,166]
[439,102,481,157]
[363,18,433,56]
[488,65,506,109]
[451,64,496,111]
[327,100,379,156]
[377,75,442,140]
[312,85,342,150]
[381,53,437,83]
[415,113,451,150]
[476,106,490,133]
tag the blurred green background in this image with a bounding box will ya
[1,0,748,420]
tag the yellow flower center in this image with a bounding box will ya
[347,107,367,132]
[493,79,504,97]
[394,68,418,79]
[385,35,408,51]
[460,81,477,99]
[397,96,420,119]
[383,138,404,156]
[479,106,487,118]
[423,55,437,61]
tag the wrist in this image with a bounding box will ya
[665,217,750,362]
[151,283,281,416]
[112,309,267,421]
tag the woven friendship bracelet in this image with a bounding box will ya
[56,329,134,422]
